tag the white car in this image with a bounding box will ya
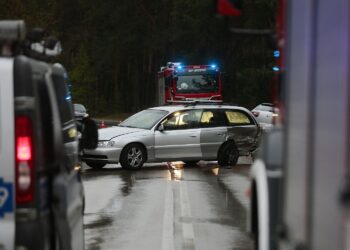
[83,104,262,169]
[251,103,279,130]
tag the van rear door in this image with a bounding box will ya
[0,58,15,250]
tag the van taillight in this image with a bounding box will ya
[15,116,34,204]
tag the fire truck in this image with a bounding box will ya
[157,62,223,105]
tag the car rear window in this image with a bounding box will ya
[200,110,226,127]
[225,110,252,125]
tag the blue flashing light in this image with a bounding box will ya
[65,95,72,100]
[273,50,280,58]
[211,64,216,69]
[177,65,183,70]
[272,66,280,72]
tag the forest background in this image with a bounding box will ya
[0,0,276,117]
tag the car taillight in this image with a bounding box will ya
[252,111,260,117]
[15,116,34,204]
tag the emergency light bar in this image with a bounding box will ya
[0,20,26,41]
[167,62,182,68]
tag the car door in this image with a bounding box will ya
[154,109,202,160]
[199,109,228,159]
[0,58,15,250]
[224,109,260,154]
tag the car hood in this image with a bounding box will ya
[98,126,146,140]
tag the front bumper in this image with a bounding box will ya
[82,147,121,163]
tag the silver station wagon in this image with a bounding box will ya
[83,104,262,169]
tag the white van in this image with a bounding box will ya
[0,20,97,250]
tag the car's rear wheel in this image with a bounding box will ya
[120,143,146,170]
[217,141,239,167]
[85,161,106,169]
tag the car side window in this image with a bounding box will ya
[225,110,252,125]
[162,109,202,130]
[200,110,226,127]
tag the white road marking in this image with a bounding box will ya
[180,181,195,249]
[162,182,174,250]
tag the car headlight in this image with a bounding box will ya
[98,140,115,148]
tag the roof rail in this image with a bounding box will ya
[261,102,274,106]
[166,100,223,105]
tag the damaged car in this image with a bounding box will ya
[83,103,262,169]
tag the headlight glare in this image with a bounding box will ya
[98,140,115,148]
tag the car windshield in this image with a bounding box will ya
[74,104,86,113]
[254,104,274,112]
[119,109,169,129]
[175,73,219,94]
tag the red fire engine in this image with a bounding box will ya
[157,62,223,105]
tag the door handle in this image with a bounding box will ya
[216,133,223,136]
[189,135,197,138]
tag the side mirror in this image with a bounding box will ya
[80,117,98,149]
[158,124,165,132]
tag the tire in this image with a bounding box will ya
[217,141,239,167]
[120,143,146,169]
[85,161,106,169]
[183,161,198,166]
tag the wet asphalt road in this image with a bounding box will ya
[82,157,254,250]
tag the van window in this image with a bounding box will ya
[36,74,54,164]
[51,73,74,125]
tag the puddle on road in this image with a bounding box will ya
[167,162,185,181]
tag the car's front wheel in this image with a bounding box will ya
[217,141,239,167]
[85,161,106,169]
[120,143,146,170]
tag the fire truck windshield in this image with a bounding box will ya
[175,73,219,94]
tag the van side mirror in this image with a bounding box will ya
[79,117,98,149]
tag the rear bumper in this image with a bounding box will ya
[16,213,52,250]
